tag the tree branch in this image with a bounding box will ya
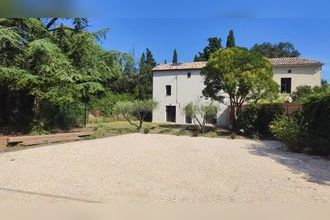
[46,18,58,29]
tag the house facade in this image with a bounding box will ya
[152,57,323,127]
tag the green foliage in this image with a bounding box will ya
[291,85,313,102]
[144,128,150,134]
[270,94,330,155]
[237,104,283,138]
[250,42,300,58]
[292,84,330,103]
[194,37,222,61]
[172,49,178,64]
[226,30,236,48]
[0,18,138,133]
[202,47,277,129]
[137,48,156,99]
[270,114,303,152]
[113,100,158,131]
[91,92,134,118]
[301,94,330,155]
[184,102,218,133]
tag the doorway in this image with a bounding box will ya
[166,106,176,123]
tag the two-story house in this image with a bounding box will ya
[152,57,323,128]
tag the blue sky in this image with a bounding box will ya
[83,1,330,81]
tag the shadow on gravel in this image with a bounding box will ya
[0,187,102,203]
[247,141,330,186]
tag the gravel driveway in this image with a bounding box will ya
[0,133,329,203]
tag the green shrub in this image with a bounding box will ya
[143,128,150,134]
[91,92,134,119]
[270,114,303,152]
[113,99,158,131]
[236,103,282,138]
[300,93,330,155]
[192,130,199,137]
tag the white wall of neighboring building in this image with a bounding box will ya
[152,70,230,127]
[273,65,322,91]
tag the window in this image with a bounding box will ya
[187,72,191,78]
[185,115,192,124]
[288,69,292,73]
[165,85,171,96]
[281,78,292,93]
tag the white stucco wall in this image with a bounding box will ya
[152,70,230,127]
[273,65,322,92]
[153,64,322,127]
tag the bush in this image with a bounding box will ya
[143,128,150,134]
[269,114,303,152]
[184,102,218,133]
[192,130,199,137]
[90,92,134,119]
[269,94,330,156]
[236,104,282,138]
[300,93,330,155]
[113,99,158,131]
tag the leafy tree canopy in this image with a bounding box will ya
[250,42,300,58]
[194,37,222,61]
[202,47,278,129]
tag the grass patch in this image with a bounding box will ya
[87,120,230,139]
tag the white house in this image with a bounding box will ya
[152,57,323,128]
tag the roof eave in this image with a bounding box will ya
[272,63,323,68]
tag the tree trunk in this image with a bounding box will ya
[33,95,41,121]
[84,101,88,127]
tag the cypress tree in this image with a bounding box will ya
[172,49,178,64]
[226,30,236,48]
[145,48,156,67]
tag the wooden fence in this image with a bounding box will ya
[262,102,302,115]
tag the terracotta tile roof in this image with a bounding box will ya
[269,57,323,67]
[153,57,323,71]
[152,62,207,71]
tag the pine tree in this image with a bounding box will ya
[172,49,178,64]
[140,52,146,69]
[138,49,156,99]
[226,30,236,48]
[145,48,156,67]
[194,37,222,61]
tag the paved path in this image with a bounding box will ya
[0,134,329,203]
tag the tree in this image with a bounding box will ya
[226,30,236,48]
[250,42,300,58]
[184,102,218,133]
[137,48,156,99]
[0,18,112,132]
[172,49,178,64]
[202,47,276,130]
[194,37,222,61]
[145,48,156,66]
[113,100,158,131]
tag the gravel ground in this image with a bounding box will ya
[0,133,329,203]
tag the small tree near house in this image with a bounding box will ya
[184,102,218,133]
[113,99,157,131]
[202,47,278,131]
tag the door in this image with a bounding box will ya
[166,106,176,123]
